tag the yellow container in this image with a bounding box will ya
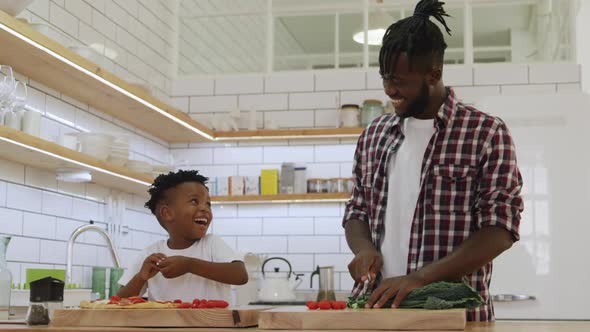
[260,169,279,195]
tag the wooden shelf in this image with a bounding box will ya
[0,126,153,196]
[211,192,350,204]
[0,10,213,143]
[0,10,366,144]
[213,127,364,140]
[0,125,353,200]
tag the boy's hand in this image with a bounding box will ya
[138,253,166,281]
[158,256,193,279]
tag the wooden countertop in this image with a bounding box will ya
[0,321,588,332]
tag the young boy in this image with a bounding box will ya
[117,170,248,302]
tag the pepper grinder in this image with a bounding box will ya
[310,265,336,301]
[26,278,51,325]
[26,277,64,325]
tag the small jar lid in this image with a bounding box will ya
[363,99,383,105]
[340,104,359,109]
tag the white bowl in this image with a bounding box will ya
[69,46,115,72]
[76,133,114,160]
[0,0,34,16]
[126,160,152,173]
[108,157,127,166]
[30,23,73,46]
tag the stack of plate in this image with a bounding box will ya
[126,160,152,174]
[76,133,114,161]
[109,136,130,166]
[151,164,174,178]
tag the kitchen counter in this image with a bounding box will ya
[0,321,588,332]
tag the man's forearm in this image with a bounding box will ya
[345,219,377,254]
[188,259,248,285]
[416,226,514,283]
[116,274,147,298]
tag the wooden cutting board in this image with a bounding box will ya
[51,306,269,328]
[258,306,466,330]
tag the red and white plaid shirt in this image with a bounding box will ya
[343,87,523,321]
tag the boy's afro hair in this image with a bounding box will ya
[144,169,209,215]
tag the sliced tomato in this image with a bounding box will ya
[333,301,347,310]
[197,303,208,309]
[109,295,120,302]
[192,299,201,306]
[207,300,229,308]
[118,298,131,305]
[173,299,182,304]
[215,300,229,308]
[179,302,192,309]
[318,300,331,310]
[306,301,319,310]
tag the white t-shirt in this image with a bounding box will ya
[118,234,243,302]
[381,117,435,279]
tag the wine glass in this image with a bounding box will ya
[0,65,16,121]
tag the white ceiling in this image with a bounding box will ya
[178,0,571,74]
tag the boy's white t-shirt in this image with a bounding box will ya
[118,234,243,302]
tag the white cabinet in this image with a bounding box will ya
[481,93,590,319]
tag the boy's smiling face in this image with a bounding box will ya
[160,182,212,245]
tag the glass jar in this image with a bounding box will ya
[328,178,344,193]
[361,99,384,127]
[26,302,50,325]
[0,236,12,321]
[294,167,307,194]
[307,178,321,193]
[319,179,328,193]
[339,104,360,128]
[345,178,355,193]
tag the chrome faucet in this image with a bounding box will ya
[66,222,121,285]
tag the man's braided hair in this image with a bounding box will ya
[379,0,452,78]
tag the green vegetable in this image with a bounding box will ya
[347,281,483,310]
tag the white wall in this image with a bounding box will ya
[0,72,170,288]
[577,0,590,93]
[0,0,585,299]
[1,0,178,293]
[171,63,582,292]
[18,0,178,102]
[178,0,305,75]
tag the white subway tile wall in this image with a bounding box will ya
[19,0,177,100]
[0,15,581,297]
[473,64,529,85]
[0,64,168,287]
[170,64,580,291]
[314,71,366,91]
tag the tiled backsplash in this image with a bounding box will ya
[23,75,171,166]
[18,0,177,102]
[0,51,583,296]
[0,67,170,289]
[171,63,582,292]
[172,63,581,132]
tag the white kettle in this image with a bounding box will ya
[257,257,303,302]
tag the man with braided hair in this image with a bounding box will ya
[343,0,523,321]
